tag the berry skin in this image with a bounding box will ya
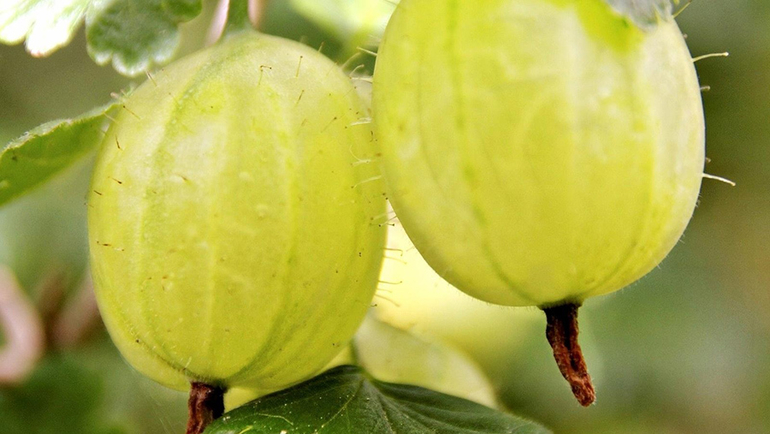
[373,0,704,405]
[374,0,703,308]
[88,31,386,393]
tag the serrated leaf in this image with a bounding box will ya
[0,0,91,56]
[0,0,203,67]
[85,0,203,76]
[206,366,551,434]
[604,0,674,28]
[0,100,119,208]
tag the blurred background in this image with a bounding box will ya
[0,0,767,433]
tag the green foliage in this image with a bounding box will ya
[86,0,203,76]
[205,365,551,434]
[0,0,204,76]
[0,100,119,208]
[162,0,204,21]
[0,355,125,434]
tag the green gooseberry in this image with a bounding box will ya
[88,29,386,420]
[373,0,704,406]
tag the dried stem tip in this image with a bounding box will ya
[186,382,226,434]
[543,303,595,407]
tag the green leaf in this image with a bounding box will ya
[0,0,204,73]
[0,100,118,208]
[352,316,499,408]
[162,0,203,21]
[0,0,91,56]
[604,0,675,28]
[205,366,551,434]
[0,354,127,434]
[85,0,203,76]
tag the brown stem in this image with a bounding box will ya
[543,303,595,407]
[186,382,226,434]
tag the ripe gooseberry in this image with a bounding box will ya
[373,0,704,406]
[88,30,386,430]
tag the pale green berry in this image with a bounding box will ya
[88,31,386,393]
[373,0,704,406]
[374,0,703,308]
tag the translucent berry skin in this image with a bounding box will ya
[373,0,704,307]
[88,31,386,391]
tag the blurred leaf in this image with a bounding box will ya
[85,0,203,76]
[0,0,204,74]
[206,365,551,434]
[0,100,118,208]
[162,0,204,21]
[0,355,126,434]
[352,316,499,408]
[0,0,90,57]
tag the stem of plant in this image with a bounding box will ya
[543,303,595,407]
[210,0,269,44]
[223,0,254,35]
[185,383,226,434]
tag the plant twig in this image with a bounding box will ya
[543,303,595,406]
[186,382,226,434]
[207,0,270,45]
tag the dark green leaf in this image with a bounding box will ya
[205,366,551,434]
[85,0,203,76]
[604,0,675,28]
[0,100,118,208]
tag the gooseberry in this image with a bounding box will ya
[88,29,386,428]
[373,0,704,406]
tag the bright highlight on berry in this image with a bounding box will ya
[373,0,705,406]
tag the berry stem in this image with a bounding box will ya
[543,303,595,407]
[185,382,226,434]
[224,0,254,35]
